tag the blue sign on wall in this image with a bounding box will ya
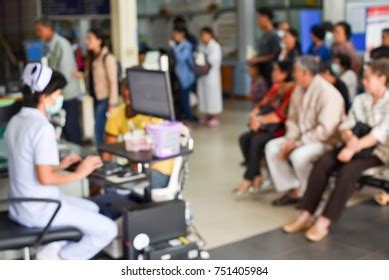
[25,41,45,63]
[299,9,322,53]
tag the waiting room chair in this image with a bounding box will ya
[359,165,389,192]
[0,198,82,260]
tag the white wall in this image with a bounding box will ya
[324,0,389,23]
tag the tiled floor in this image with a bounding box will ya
[209,200,389,260]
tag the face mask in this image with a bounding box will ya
[331,63,341,76]
[325,32,334,46]
[45,95,64,116]
[277,30,285,39]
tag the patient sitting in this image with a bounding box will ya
[235,61,295,196]
[283,59,389,242]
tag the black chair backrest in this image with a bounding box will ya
[0,101,21,124]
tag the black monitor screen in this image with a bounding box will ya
[127,69,175,121]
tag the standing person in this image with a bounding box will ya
[73,28,119,146]
[307,24,332,64]
[173,16,198,51]
[197,27,223,127]
[169,26,197,122]
[370,28,389,59]
[265,56,345,206]
[278,28,301,63]
[248,8,281,87]
[236,60,295,196]
[332,21,361,71]
[6,63,117,259]
[283,59,389,242]
[332,54,358,101]
[274,20,290,39]
[34,18,83,145]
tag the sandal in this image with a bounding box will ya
[305,226,329,242]
[272,194,301,206]
[283,219,312,234]
[374,192,389,206]
[232,188,251,198]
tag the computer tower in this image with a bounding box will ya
[118,199,187,260]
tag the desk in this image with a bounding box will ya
[97,143,193,164]
[0,93,23,102]
[61,143,148,193]
[98,143,193,202]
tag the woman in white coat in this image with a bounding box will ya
[197,27,223,127]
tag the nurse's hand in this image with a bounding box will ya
[76,156,103,178]
[59,154,82,170]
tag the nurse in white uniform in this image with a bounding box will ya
[5,63,117,260]
[197,26,223,127]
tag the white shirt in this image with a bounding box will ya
[5,107,60,227]
[339,91,389,165]
[340,70,358,101]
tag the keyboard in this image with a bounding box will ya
[67,160,124,177]
[93,161,124,177]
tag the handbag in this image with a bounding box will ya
[345,122,377,159]
[257,106,283,134]
[192,52,211,77]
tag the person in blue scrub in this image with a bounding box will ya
[307,24,332,64]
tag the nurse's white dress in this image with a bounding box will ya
[197,39,223,115]
[5,108,117,260]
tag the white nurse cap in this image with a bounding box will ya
[21,63,53,93]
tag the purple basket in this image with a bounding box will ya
[146,121,182,158]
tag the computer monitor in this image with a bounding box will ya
[24,41,44,62]
[126,68,175,121]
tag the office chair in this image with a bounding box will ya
[0,198,82,260]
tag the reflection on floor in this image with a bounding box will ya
[185,100,376,251]
[210,201,389,260]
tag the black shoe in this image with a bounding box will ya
[240,161,247,166]
[272,194,301,207]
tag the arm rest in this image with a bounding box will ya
[0,198,62,249]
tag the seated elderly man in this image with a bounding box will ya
[265,56,345,206]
